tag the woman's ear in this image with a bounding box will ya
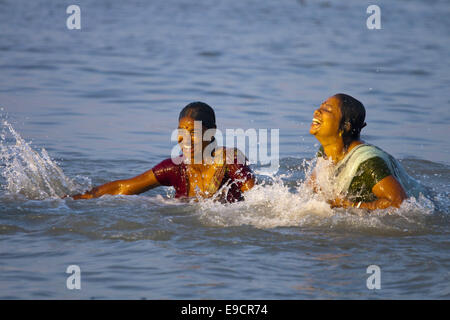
[343,121,351,133]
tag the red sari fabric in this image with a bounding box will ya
[151,149,254,203]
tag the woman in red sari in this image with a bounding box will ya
[71,102,255,202]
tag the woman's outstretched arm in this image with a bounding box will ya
[71,169,160,200]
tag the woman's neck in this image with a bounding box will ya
[185,139,218,172]
[322,138,346,163]
[319,137,363,164]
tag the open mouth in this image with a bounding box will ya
[181,145,192,152]
[182,145,198,156]
[311,118,321,126]
[310,118,321,133]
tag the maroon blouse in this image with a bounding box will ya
[151,149,254,203]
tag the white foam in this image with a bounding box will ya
[196,159,436,233]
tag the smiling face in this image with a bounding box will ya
[178,117,211,162]
[309,95,342,138]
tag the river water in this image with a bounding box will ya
[0,0,449,299]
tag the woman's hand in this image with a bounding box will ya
[328,197,353,208]
[71,193,94,200]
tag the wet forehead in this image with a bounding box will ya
[178,117,204,131]
[321,96,340,108]
[320,96,341,115]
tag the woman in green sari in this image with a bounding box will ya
[309,93,424,210]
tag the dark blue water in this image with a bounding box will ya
[0,0,449,299]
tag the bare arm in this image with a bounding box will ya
[330,175,407,210]
[360,175,407,209]
[71,169,160,200]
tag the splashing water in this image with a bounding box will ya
[0,119,87,199]
[0,117,442,235]
[197,158,438,234]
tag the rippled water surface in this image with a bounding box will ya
[0,0,449,299]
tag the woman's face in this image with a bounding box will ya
[178,117,210,161]
[309,95,342,138]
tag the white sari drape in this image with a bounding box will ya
[322,144,425,198]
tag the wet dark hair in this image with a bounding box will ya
[335,93,367,147]
[179,101,216,129]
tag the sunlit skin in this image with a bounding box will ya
[178,117,254,197]
[309,95,407,210]
[71,116,254,200]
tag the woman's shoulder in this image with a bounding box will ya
[152,157,182,170]
[151,156,184,185]
[352,144,393,185]
[358,156,390,173]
